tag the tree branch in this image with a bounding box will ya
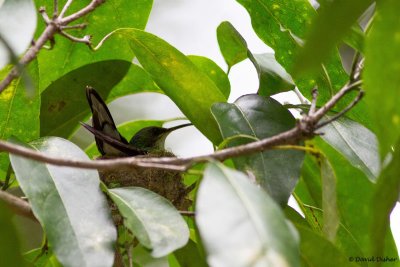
[0,0,105,93]
[0,190,37,221]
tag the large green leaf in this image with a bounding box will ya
[0,0,37,68]
[108,187,189,257]
[112,28,226,144]
[0,202,25,267]
[295,0,373,73]
[320,115,380,181]
[173,239,208,267]
[369,140,400,266]
[364,0,400,156]
[40,60,159,138]
[0,61,39,175]
[296,226,359,267]
[211,94,304,206]
[9,137,116,267]
[236,0,348,101]
[35,0,153,91]
[24,248,62,267]
[85,120,165,158]
[188,55,230,99]
[196,163,300,267]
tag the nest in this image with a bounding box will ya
[99,151,192,211]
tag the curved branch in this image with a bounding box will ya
[0,190,37,221]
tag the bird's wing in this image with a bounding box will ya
[81,123,145,156]
[85,86,133,156]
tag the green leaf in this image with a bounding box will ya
[24,248,62,267]
[295,0,373,74]
[0,202,25,267]
[320,115,380,181]
[9,137,116,267]
[320,156,339,242]
[174,239,208,267]
[236,0,348,101]
[252,53,295,96]
[85,120,165,158]
[344,25,365,53]
[35,0,153,91]
[211,94,304,206]
[0,0,37,68]
[303,139,398,260]
[216,21,248,71]
[364,0,400,156]
[132,245,169,267]
[0,61,39,174]
[114,28,226,144]
[296,226,359,267]
[369,140,400,266]
[40,60,159,138]
[196,163,300,267]
[108,187,189,257]
[188,55,230,99]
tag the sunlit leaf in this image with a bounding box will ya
[10,137,116,267]
[295,0,373,74]
[212,94,304,206]
[197,163,300,267]
[364,0,400,156]
[188,55,230,99]
[40,60,159,138]
[0,61,39,176]
[108,187,189,257]
[0,0,36,68]
[111,28,226,144]
[35,0,153,91]
[0,202,25,267]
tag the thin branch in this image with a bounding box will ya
[61,23,87,30]
[58,0,74,18]
[0,0,105,93]
[316,89,365,129]
[53,0,59,18]
[0,190,37,221]
[59,31,91,45]
[309,88,318,115]
[179,211,195,217]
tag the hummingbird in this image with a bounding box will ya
[82,86,193,210]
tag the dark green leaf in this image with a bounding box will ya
[295,0,373,74]
[40,60,159,138]
[114,28,226,144]
[132,245,169,267]
[252,53,295,96]
[174,239,208,267]
[108,187,189,257]
[369,140,400,266]
[0,61,39,176]
[0,0,36,68]
[296,225,359,267]
[196,163,300,267]
[216,21,248,71]
[188,55,230,99]
[35,0,153,91]
[85,120,165,158]
[320,115,380,181]
[0,202,25,267]
[364,0,400,156]
[211,94,304,205]
[10,137,116,267]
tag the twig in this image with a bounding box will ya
[58,0,74,18]
[309,88,318,115]
[0,190,37,221]
[179,211,195,217]
[0,0,105,93]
